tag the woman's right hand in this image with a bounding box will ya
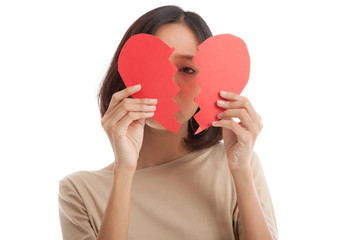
[101,84,157,170]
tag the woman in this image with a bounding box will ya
[58,5,278,240]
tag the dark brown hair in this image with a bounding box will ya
[97,5,222,151]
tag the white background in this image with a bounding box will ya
[1,0,359,239]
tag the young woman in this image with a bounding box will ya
[58,5,278,240]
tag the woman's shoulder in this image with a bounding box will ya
[59,168,112,191]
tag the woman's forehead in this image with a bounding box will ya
[155,23,199,56]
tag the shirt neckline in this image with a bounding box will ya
[97,143,219,175]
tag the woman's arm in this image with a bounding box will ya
[97,166,136,240]
[232,167,273,240]
[212,92,277,239]
[97,85,156,239]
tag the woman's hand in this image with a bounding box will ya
[101,84,157,170]
[212,91,263,172]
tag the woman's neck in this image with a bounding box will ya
[136,122,190,170]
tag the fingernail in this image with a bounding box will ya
[217,112,222,118]
[150,99,157,104]
[217,100,225,105]
[220,91,227,96]
[133,84,141,90]
[212,121,219,126]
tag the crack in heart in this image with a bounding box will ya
[167,51,201,134]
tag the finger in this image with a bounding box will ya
[217,93,261,125]
[107,84,142,115]
[115,111,155,132]
[212,119,248,138]
[111,103,156,125]
[107,97,157,118]
[103,102,156,128]
[217,108,256,132]
[124,98,158,105]
[219,91,242,101]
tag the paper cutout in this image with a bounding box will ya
[118,34,181,133]
[117,33,250,135]
[192,34,250,134]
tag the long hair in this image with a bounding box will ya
[97,5,222,151]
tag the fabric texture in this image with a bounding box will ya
[58,141,278,240]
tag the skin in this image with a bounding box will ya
[98,23,273,240]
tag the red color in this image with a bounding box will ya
[118,34,181,134]
[193,34,250,134]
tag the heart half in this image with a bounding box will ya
[118,34,181,133]
[192,34,251,134]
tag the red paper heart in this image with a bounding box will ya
[193,34,250,134]
[117,33,250,135]
[118,34,181,133]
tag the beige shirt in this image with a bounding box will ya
[58,141,278,240]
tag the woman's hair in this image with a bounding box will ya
[97,5,223,151]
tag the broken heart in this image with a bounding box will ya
[117,33,250,134]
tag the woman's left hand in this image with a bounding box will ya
[212,91,263,173]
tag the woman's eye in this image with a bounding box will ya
[179,67,195,74]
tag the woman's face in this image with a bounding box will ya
[145,23,201,131]
[146,23,201,132]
